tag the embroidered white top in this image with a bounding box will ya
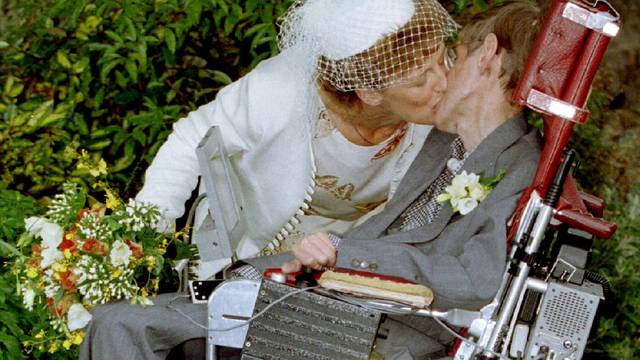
[296,124,413,234]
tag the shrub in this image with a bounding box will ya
[0,184,41,359]
[0,0,294,200]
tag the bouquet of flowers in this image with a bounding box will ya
[12,175,187,354]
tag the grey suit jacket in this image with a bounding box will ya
[245,114,541,358]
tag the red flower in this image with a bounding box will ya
[125,239,144,258]
[59,239,77,253]
[81,239,108,256]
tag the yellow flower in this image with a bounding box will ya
[65,233,73,240]
[77,150,108,177]
[35,330,45,339]
[64,249,72,259]
[62,340,72,350]
[48,341,59,353]
[72,332,85,345]
[111,269,121,278]
[105,188,121,209]
[52,263,67,272]
[26,267,38,279]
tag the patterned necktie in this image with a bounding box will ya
[388,137,467,233]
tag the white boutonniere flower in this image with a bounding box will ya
[437,170,505,215]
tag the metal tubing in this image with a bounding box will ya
[484,204,555,355]
[487,195,542,323]
[526,277,549,293]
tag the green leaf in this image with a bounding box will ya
[165,27,176,54]
[87,139,112,150]
[0,240,19,258]
[125,59,139,83]
[211,70,232,85]
[105,30,124,44]
[8,83,24,98]
[100,59,123,82]
[473,0,488,12]
[124,16,137,42]
[454,0,471,15]
[72,57,91,74]
[185,0,203,26]
[132,129,146,145]
[56,51,72,69]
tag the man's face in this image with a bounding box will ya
[378,46,448,125]
[432,43,482,132]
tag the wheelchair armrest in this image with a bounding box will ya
[578,191,605,218]
[554,208,617,239]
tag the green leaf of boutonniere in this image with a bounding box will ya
[479,169,506,188]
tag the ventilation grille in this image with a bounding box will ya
[542,288,590,338]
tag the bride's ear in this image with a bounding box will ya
[355,90,384,106]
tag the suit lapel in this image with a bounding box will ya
[350,114,529,244]
[346,129,456,239]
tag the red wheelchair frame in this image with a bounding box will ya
[450,0,621,357]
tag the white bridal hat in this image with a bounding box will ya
[279,0,458,91]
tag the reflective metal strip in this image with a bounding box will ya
[526,89,589,124]
[562,2,620,37]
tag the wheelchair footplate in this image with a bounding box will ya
[241,279,382,360]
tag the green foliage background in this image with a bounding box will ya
[0,0,638,358]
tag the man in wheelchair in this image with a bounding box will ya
[81,1,547,359]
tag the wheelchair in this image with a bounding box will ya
[177,1,621,359]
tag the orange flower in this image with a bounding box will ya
[81,239,108,256]
[46,295,74,318]
[76,207,105,222]
[76,208,93,222]
[125,239,144,258]
[31,244,42,257]
[58,271,78,293]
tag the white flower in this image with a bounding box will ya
[453,198,479,215]
[468,181,489,201]
[25,217,47,235]
[446,174,470,199]
[110,240,132,268]
[41,246,64,269]
[67,303,92,331]
[25,217,64,249]
[22,288,36,310]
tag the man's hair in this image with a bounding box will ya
[459,0,543,91]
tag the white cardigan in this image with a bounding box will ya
[136,50,432,267]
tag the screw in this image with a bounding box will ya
[245,341,251,348]
[563,340,573,349]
